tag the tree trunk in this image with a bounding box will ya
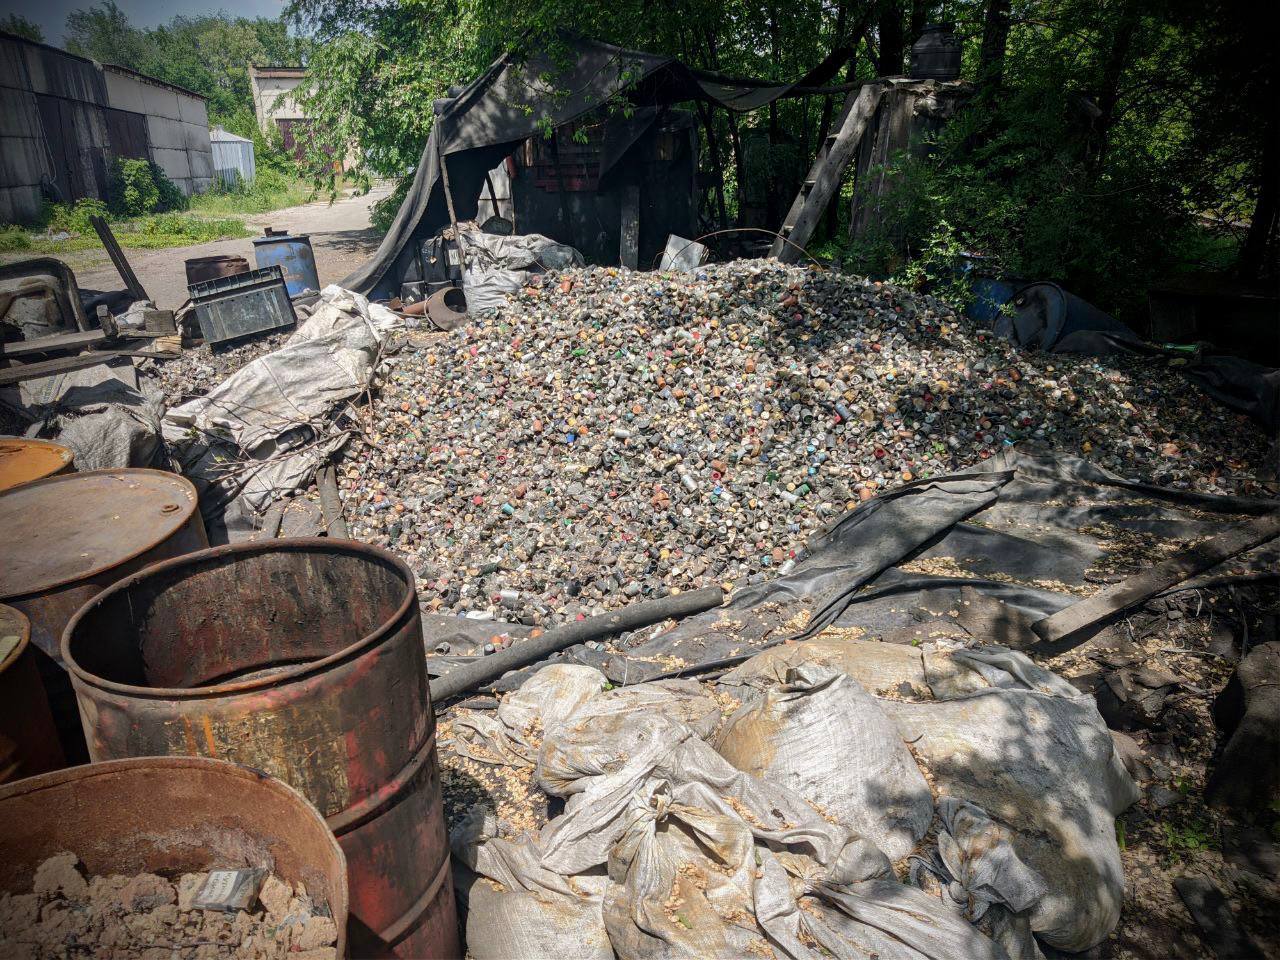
[877,0,905,75]
[1239,108,1279,281]
[696,100,729,229]
[767,0,782,228]
[977,0,1011,93]
[909,0,931,48]
[1090,1,1139,171]
[816,0,850,240]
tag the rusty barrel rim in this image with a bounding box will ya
[0,438,74,492]
[61,537,418,700]
[0,468,201,598]
[0,603,31,674]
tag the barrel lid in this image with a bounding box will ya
[253,233,308,245]
[0,438,74,492]
[0,603,29,673]
[0,469,199,597]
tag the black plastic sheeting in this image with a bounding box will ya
[343,34,852,299]
[995,283,1279,436]
[423,449,1278,691]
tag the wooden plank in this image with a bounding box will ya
[90,215,148,302]
[316,464,349,538]
[1033,510,1280,648]
[0,347,176,386]
[0,329,107,358]
[771,81,887,262]
[770,93,860,254]
[619,183,640,270]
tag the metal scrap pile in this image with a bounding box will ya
[336,260,1269,624]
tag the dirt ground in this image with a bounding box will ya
[3,183,393,310]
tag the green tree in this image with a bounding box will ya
[0,13,45,41]
[64,4,312,134]
[65,1,151,69]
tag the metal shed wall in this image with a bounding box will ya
[211,134,256,186]
[103,66,213,196]
[0,34,112,222]
[0,33,214,223]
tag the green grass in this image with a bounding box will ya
[0,170,313,255]
[188,169,315,216]
[7,213,251,254]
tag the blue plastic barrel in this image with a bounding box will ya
[252,230,320,298]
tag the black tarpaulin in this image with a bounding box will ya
[423,448,1279,690]
[343,35,854,297]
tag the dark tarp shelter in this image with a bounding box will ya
[343,34,853,298]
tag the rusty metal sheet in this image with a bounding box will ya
[0,438,73,492]
[64,539,460,958]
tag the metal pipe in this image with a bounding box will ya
[429,585,724,703]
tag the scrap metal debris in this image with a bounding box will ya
[321,259,1268,624]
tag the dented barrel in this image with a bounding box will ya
[63,539,460,959]
[0,468,208,763]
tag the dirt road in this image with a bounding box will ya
[7,183,393,309]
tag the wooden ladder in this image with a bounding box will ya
[769,81,887,263]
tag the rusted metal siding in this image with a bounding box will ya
[64,540,461,958]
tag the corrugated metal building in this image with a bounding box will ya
[210,126,256,187]
[0,31,214,224]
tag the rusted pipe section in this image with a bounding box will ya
[316,465,349,538]
[428,585,725,703]
[63,538,459,959]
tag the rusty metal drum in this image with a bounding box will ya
[0,468,208,763]
[63,539,460,959]
[0,756,348,957]
[0,438,74,492]
[0,468,208,661]
[0,603,63,781]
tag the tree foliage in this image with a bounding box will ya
[1,14,45,41]
[275,0,1274,315]
[65,1,312,130]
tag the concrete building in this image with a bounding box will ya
[248,65,308,158]
[0,31,213,224]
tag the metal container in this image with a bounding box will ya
[0,437,74,492]
[63,539,460,959]
[910,24,962,81]
[0,756,348,957]
[254,229,321,298]
[0,468,208,764]
[0,469,207,661]
[189,265,297,345]
[0,603,63,781]
[185,255,250,287]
